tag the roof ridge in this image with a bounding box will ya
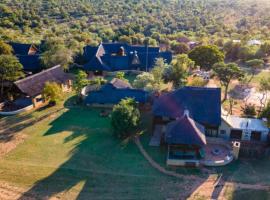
[15,65,61,84]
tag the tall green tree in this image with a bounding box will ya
[213,62,244,101]
[151,58,167,87]
[188,45,224,70]
[0,55,24,97]
[246,59,264,83]
[73,70,89,96]
[258,77,270,113]
[164,54,194,88]
[111,98,140,139]
[0,40,13,55]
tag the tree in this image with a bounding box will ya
[164,54,194,88]
[213,62,244,101]
[150,58,167,89]
[73,70,89,96]
[170,41,190,54]
[0,40,13,55]
[223,41,241,61]
[246,59,264,83]
[111,98,140,138]
[188,45,224,70]
[260,102,270,126]
[133,72,155,91]
[258,77,270,113]
[115,72,128,82]
[237,46,255,61]
[0,55,24,97]
[188,77,207,87]
[43,82,63,105]
[260,42,270,55]
[241,104,256,118]
[133,58,167,92]
[41,45,73,69]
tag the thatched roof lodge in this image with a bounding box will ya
[14,65,72,107]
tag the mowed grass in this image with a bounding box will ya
[223,187,270,200]
[0,98,188,199]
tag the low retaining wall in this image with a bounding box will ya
[0,104,34,116]
[86,103,114,109]
[201,155,234,167]
[81,85,101,100]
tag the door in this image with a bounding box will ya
[251,131,261,141]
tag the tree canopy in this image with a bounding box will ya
[0,40,13,55]
[164,54,194,88]
[111,98,140,139]
[188,45,224,70]
[213,62,244,101]
[0,55,24,96]
[43,82,63,105]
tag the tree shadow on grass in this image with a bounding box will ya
[17,99,214,200]
[0,106,65,143]
[18,105,116,199]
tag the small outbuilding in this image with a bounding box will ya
[219,115,269,142]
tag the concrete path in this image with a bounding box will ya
[149,125,163,146]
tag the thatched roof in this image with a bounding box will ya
[110,78,132,89]
[165,115,206,146]
[15,65,71,97]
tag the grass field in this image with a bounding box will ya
[0,96,190,199]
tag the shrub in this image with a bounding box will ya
[43,82,63,105]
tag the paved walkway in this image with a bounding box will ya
[149,125,163,146]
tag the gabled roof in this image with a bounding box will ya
[153,87,221,126]
[17,55,42,72]
[83,43,172,71]
[83,46,98,62]
[9,42,38,55]
[222,115,269,132]
[165,115,206,146]
[15,65,71,97]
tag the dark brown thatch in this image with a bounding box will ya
[15,65,71,97]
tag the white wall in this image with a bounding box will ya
[218,118,269,142]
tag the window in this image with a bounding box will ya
[205,128,218,137]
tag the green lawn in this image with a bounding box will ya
[0,96,188,199]
[224,188,270,200]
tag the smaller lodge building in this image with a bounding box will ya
[84,78,148,107]
[14,65,72,108]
